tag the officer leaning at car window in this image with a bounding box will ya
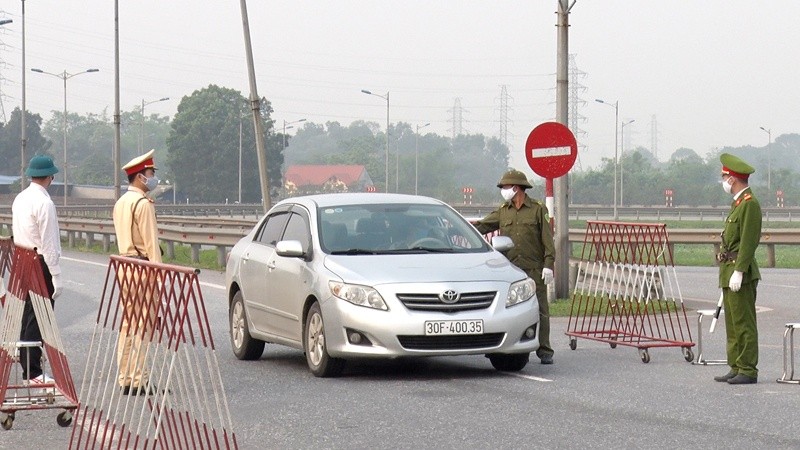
[474,169,556,365]
[713,153,762,385]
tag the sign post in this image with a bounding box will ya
[525,121,578,226]
[525,121,578,300]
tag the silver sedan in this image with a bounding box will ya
[225,193,539,377]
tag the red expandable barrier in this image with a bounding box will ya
[70,255,237,449]
[566,221,696,364]
[0,244,78,430]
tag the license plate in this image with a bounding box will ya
[424,319,483,336]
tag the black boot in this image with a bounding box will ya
[713,371,737,382]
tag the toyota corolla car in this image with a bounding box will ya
[225,193,539,377]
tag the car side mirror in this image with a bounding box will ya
[276,240,305,258]
[491,236,514,252]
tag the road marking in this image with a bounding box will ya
[63,256,226,291]
[201,281,225,290]
[506,373,553,382]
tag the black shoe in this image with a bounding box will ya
[713,371,737,382]
[540,354,554,365]
[727,374,757,385]
[121,384,157,396]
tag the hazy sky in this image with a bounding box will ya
[1,1,798,175]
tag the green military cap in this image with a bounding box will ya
[25,154,59,177]
[720,153,755,180]
[497,169,532,189]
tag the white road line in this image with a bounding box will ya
[506,373,553,382]
[62,255,227,291]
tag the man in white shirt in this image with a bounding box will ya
[11,155,62,385]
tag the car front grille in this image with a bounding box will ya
[396,291,496,312]
[397,333,505,350]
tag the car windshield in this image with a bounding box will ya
[318,203,490,254]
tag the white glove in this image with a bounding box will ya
[542,268,554,285]
[52,274,63,300]
[728,270,743,292]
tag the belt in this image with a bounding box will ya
[716,251,738,263]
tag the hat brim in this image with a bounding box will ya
[497,181,532,189]
[26,167,59,177]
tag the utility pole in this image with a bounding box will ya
[554,0,576,300]
[239,0,271,212]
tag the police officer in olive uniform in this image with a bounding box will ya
[714,153,761,385]
[113,149,162,394]
[475,169,556,364]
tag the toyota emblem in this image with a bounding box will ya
[440,290,459,304]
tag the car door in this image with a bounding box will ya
[239,207,291,335]
[266,208,314,342]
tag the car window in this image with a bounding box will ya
[319,202,489,253]
[282,212,311,252]
[255,211,290,246]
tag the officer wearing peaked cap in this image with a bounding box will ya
[475,169,556,365]
[714,153,762,385]
[113,149,162,394]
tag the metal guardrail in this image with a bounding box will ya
[1,213,797,268]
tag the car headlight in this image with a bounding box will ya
[506,278,536,307]
[329,281,388,311]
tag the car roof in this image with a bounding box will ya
[275,193,446,210]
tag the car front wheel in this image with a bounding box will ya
[488,352,530,372]
[304,301,345,377]
[230,290,265,360]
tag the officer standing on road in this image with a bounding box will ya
[11,155,62,387]
[474,169,556,364]
[113,149,162,395]
[714,153,762,385]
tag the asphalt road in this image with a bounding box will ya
[1,250,799,449]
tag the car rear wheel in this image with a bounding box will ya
[488,352,530,372]
[230,290,265,360]
[304,302,345,377]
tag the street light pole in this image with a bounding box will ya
[282,118,306,153]
[620,119,635,208]
[415,122,430,195]
[21,0,27,192]
[140,97,169,152]
[759,126,772,193]
[596,99,619,220]
[361,89,390,192]
[31,68,99,206]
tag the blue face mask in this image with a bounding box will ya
[141,174,159,192]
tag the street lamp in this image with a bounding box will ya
[31,67,99,206]
[140,97,169,152]
[759,126,772,193]
[415,122,430,195]
[21,0,27,192]
[361,89,389,192]
[595,98,619,219]
[282,118,307,153]
[620,119,635,207]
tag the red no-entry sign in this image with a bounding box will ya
[525,122,578,179]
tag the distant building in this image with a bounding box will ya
[283,165,374,195]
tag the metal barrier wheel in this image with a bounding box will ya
[56,410,72,427]
[1,413,13,430]
[569,338,577,350]
[639,348,650,363]
[682,347,695,362]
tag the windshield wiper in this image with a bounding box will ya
[380,247,455,254]
[330,248,378,255]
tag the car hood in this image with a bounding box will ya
[322,252,526,285]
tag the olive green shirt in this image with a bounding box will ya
[475,195,555,272]
[718,187,761,287]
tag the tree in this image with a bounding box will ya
[166,85,282,203]
[0,108,52,175]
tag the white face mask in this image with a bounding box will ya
[500,187,516,202]
[722,177,733,194]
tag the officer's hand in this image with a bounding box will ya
[729,270,743,292]
[52,273,63,300]
[542,268,554,285]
